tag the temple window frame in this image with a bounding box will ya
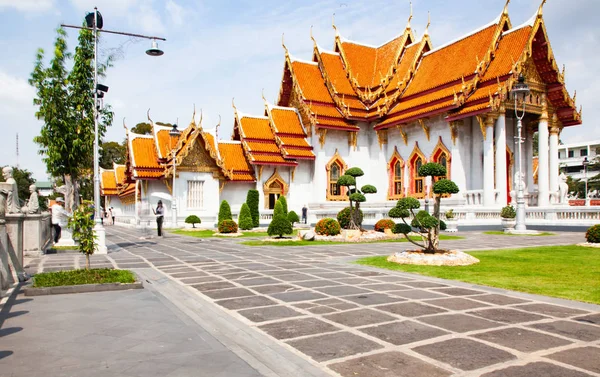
[326,149,348,201]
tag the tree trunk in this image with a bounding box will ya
[62,174,80,213]
[432,195,441,251]
[86,254,90,270]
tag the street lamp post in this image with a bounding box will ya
[62,9,165,253]
[583,157,590,206]
[511,74,530,232]
[169,124,181,227]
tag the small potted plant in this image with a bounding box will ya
[444,209,458,232]
[500,205,516,232]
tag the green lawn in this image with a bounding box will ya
[242,234,464,247]
[355,245,600,304]
[483,231,555,236]
[171,229,298,238]
[33,268,136,288]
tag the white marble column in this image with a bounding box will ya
[538,95,550,207]
[495,110,507,206]
[450,120,467,194]
[525,124,534,192]
[549,115,560,203]
[483,115,496,206]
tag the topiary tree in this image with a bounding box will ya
[268,200,293,238]
[337,207,364,229]
[246,189,260,227]
[287,210,300,227]
[238,203,253,230]
[185,215,201,228]
[218,200,232,226]
[336,167,377,230]
[278,195,288,216]
[389,163,459,253]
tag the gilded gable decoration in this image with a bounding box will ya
[448,120,462,145]
[418,119,430,141]
[376,129,388,149]
[398,126,408,146]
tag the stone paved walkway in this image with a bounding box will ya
[23,229,600,377]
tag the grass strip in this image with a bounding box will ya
[483,231,555,236]
[33,268,136,288]
[354,245,600,304]
[241,234,464,247]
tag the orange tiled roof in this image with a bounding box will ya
[291,60,333,104]
[218,142,255,181]
[268,106,315,160]
[130,134,164,179]
[100,169,117,196]
[154,127,180,160]
[115,165,127,185]
[481,26,531,82]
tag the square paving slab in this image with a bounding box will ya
[480,361,593,377]
[294,280,342,288]
[469,294,529,305]
[258,318,340,340]
[287,331,383,362]
[360,320,448,346]
[236,277,283,286]
[340,293,406,306]
[324,309,397,327]
[237,306,304,323]
[418,313,503,333]
[574,313,600,326]
[376,302,447,317]
[201,288,256,300]
[402,281,449,288]
[192,281,235,292]
[512,303,590,318]
[412,338,516,371]
[269,290,328,302]
[431,287,485,296]
[316,286,372,296]
[472,327,572,352]
[250,284,300,294]
[529,320,600,342]
[390,289,448,300]
[545,346,600,374]
[328,351,452,377]
[425,298,490,310]
[215,295,278,310]
[469,308,548,324]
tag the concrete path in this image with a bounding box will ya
[15,229,600,376]
[0,284,263,377]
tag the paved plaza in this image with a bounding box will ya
[3,228,600,377]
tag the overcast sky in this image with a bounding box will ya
[0,0,596,180]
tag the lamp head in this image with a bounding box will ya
[96,83,109,93]
[169,124,180,137]
[511,73,530,100]
[85,10,103,29]
[146,39,164,56]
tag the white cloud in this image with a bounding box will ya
[131,2,165,34]
[0,0,54,12]
[68,0,139,14]
[166,0,184,26]
[0,70,35,114]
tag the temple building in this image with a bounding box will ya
[101,1,581,226]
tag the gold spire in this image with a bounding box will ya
[310,25,316,45]
[231,97,238,115]
[216,114,221,142]
[332,13,338,35]
[198,108,203,127]
[424,11,431,35]
[190,104,196,128]
[123,118,128,134]
[147,108,153,124]
[406,1,413,29]
[537,0,547,18]
[281,33,289,57]
[502,0,510,17]
[262,88,268,104]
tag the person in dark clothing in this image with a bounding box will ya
[154,201,165,237]
[302,204,308,224]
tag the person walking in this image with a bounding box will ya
[51,198,69,243]
[302,204,308,224]
[109,207,115,225]
[154,200,165,237]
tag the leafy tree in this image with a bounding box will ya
[278,195,288,216]
[131,122,152,135]
[68,201,96,269]
[100,141,126,169]
[267,200,292,238]
[185,215,201,228]
[29,25,113,212]
[336,167,377,229]
[218,200,232,225]
[246,189,260,227]
[389,163,459,253]
[238,203,253,230]
[287,210,300,227]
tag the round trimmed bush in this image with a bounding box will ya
[337,207,363,229]
[393,223,412,235]
[500,205,516,219]
[374,219,395,232]
[185,215,201,228]
[585,224,600,243]
[315,218,341,236]
[218,219,238,234]
[287,210,300,226]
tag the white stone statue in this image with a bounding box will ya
[558,173,569,204]
[513,171,527,193]
[21,184,40,214]
[1,167,21,214]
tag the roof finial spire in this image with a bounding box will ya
[281,33,289,56]
[537,0,547,18]
[232,97,237,113]
[424,11,431,35]
[332,13,338,35]
[191,104,196,127]
[216,114,221,141]
[502,0,510,17]
[198,108,203,127]
[147,108,153,124]
[262,88,268,105]
[123,117,128,133]
[310,25,317,48]
[406,1,413,29]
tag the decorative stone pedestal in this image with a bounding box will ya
[94,223,107,255]
[5,214,26,282]
[23,213,52,256]
[55,227,76,247]
[0,219,15,292]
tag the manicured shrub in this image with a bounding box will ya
[374,219,395,232]
[185,215,201,228]
[585,224,600,243]
[268,200,293,238]
[287,210,300,226]
[246,189,260,227]
[315,218,341,236]
[278,196,288,216]
[440,220,447,231]
[393,223,412,235]
[337,207,363,229]
[218,200,232,225]
[500,205,516,219]
[218,219,238,234]
[238,203,253,230]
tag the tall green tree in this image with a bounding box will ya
[131,122,152,135]
[29,25,113,212]
[99,141,126,169]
